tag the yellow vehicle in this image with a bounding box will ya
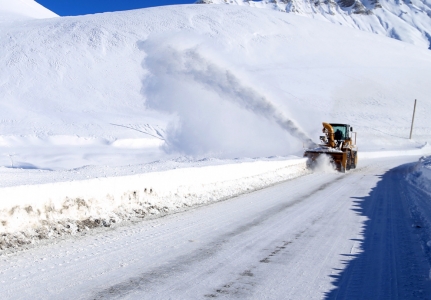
[304,122,357,172]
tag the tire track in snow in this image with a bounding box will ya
[203,171,359,299]
[92,175,344,299]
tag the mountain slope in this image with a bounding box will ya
[0,0,58,22]
[198,0,431,49]
[0,4,430,169]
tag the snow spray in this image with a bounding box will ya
[143,45,315,147]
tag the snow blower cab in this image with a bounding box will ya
[304,122,358,172]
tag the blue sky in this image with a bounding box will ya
[35,1,195,16]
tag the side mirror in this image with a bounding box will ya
[350,127,353,132]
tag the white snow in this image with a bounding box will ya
[360,142,431,159]
[407,154,431,195]
[0,5,430,171]
[0,2,430,248]
[0,157,308,249]
[199,0,431,49]
[0,0,58,22]
[0,155,428,299]
[0,3,431,296]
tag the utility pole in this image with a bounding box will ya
[409,99,417,139]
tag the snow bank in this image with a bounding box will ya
[0,158,308,250]
[406,155,431,268]
[407,155,431,196]
[361,143,431,160]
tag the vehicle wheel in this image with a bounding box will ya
[352,151,357,169]
[346,151,351,171]
[340,165,346,173]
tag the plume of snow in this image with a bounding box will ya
[140,36,314,157]
[310,154,337,173]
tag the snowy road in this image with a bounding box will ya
[1,156,431,299]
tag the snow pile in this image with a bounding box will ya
[1,5,431,170]
[198,0,431,49]
[0,0,58,22]
[0,158,308,249]
[407,155,431,195]
[406,155,431,268]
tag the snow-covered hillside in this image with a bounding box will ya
[2,3,431,296]
[1,4,431,170]
[0,0,58,22]
[198,0,431,49]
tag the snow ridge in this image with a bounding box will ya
[0,159,308,251]
[198,0,431,48]
[407,155,431,195]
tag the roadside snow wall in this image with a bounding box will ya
[407,155,431,196]
[0,159,308,249]
[360,143,431,159]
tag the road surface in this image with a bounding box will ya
[0,156,430,299]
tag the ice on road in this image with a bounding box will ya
[0,156,430,299]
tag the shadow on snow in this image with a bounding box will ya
[324,163,431,300]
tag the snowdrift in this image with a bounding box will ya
[408,155,431,196]
[406,155,431,267]
[0,158,308,249]
[1,5,431,169]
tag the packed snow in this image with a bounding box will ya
[1,143,429,249]
[198,0,431,49]
[0,156,429,299]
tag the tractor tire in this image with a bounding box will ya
[346,151,351,171]
[352,151,357,169]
